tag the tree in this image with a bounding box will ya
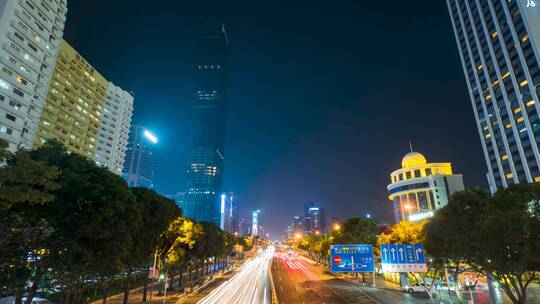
[425,186,540,304]
[0,144,60,304]
[124,188,180,303]
[378,220,427,245]
[157,216,203,291]
[332,216,378,245]
[28,141,140,304]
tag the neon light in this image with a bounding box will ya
[409,211,433,221]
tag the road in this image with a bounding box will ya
[272,247,429,304]
[196,247,274,304]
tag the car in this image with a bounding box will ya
[402,283,430,293]
[0,297,50,304]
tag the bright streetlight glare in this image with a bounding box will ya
[333,224,341,231]
[143,130,158,144]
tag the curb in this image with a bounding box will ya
[268,258,279,304]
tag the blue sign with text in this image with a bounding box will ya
[330,244,374,273]
[380,244,427,272]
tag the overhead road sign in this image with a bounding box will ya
[380,243,427,272]
[330,244,374,273]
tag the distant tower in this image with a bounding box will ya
[447,0,540,192]
[122,126,156,188]
[183,21,229,225]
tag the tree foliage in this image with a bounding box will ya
[425,186,540,304]
[0,141,233,303]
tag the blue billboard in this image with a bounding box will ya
[380,243,427,272]
[330,244,374,273]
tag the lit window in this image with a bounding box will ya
[477,64,483,70]
[502,71,510,79]
[505,123,512,129]
[526,100,535,107]
[485,133,491,139]
[520,80,528,87]
[514,108,521,114]
[0,78,9,90]
[517,117,525,123]
[506,173,513,179]
[491,31,498,38]
[535,176,540,182]
[501,155,508,160]
[522,34,529,42]
[485,94,492,100]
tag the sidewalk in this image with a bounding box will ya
[92,264,226,304]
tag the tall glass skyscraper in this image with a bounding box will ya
[122,125,156,188]
[447,0,540,193]
[183,21,229,225]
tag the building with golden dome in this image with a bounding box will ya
[387,151,464,223]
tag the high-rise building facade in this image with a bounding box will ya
[164,192,185,211]
[220,192,239,234]
[303,202,326,234]
[387,151,465,223]
[0,0,68,152]
[183,21,229,225]
[447,0,540,193]
[34,40,107,158]
[251,210,260,236]
[123,125,156,188]
[94,83,133,175]
[290,216,304,238]
[34,40,133,175]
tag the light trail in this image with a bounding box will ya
[197,246,274,304]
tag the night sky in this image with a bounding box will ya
[64,1,487,239]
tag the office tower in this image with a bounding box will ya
[303,202,326,234]
[239,216,250,236]
[447,0,540,192]
[94,83,133,175]
[387,151,464,223]
[0,0,68,152]
[220,192,239,233]
[183,21,229,225]
[291,216,304,238]
[251,210,260,236]
[34,40,133,174]
[123,125,156,188]
[164,191,185,211]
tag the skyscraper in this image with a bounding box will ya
[34,40,133,175]
[303,202,326,234]
[0,0,68,152]
[447,0,540,193]
[123,125,156,188]
[220,192,239,234]
[94,83,133,175]
[251,210,260,236]
[183,21,229,225]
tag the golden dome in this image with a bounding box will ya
[402,152,427,168]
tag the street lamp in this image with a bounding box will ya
[333,224,341,231]
[294,233,302,240]
[315,230,320,236]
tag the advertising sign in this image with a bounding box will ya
[380,243,427,272]
[330,244,374,273]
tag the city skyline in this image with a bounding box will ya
[63,1,488,238]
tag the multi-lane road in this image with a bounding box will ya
[196,247,274,304]
[194,246,519,304]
